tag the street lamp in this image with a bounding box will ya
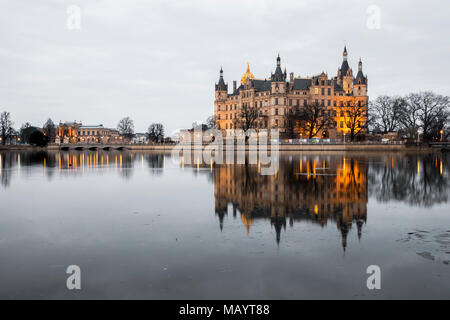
[417,130,420,146]
[440,129,444,142]
[343,132,346,144]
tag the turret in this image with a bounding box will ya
[337,46,353,93]
[271,53,286,82]
[215,67,228,101]
[271,54,286,95]
[354,58,368,96]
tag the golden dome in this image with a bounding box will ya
[241,62,255,84]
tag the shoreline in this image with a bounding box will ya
[0,144,442,153]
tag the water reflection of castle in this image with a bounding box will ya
[2,151,447,249]
[214,156,368,250]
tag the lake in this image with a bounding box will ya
[0,150,449,299]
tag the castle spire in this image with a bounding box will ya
[271,54,285,81]
[216,66,227,91]
[358,57,362,72]
[343,46,348,61]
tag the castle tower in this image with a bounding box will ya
[215,67,228,101]
[337,46,353,94]
[354,58,368,97]
[270,54,287,130]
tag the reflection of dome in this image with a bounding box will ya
[240,213,253,236]
[241,62,255,84]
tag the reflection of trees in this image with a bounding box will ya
[147,153,164,176]
[119,153,134,180]
[0,152,12,188]
[368,153,449,206]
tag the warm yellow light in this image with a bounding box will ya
[241,62,255,84]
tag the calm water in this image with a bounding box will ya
[0,150,449,299]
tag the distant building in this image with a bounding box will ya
[57,122,121,144]
[214,47,368,140]
[179,126,215,144]
[132,133,148,144]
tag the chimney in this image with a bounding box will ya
[290,72,294,83]
[233,80,237,93]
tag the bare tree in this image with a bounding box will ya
[337,100,367,141]
[284,110,298,139]
[399,92,450,141]
[43,118,57,143]
[19,122,32,143]
[117,117,135,141]
[298,102,334,139]
[147,123,165,142]
[234,104,259,132]
[398,93,423,139]
[0,111,14,145]
[369,95,404,133]
[416,92,449,141]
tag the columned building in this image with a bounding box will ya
[214,47,368,140]
[57,122,121,144]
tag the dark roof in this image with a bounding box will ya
[251,79,271,92]
[228,84,242,96]
[334,82,344,92]
[292,78,312,90]
[340,60,350,77]
[215,76,227,91]
[354,70,367,84]
[271,65,285,81]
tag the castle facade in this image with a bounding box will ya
[214,47,368,140]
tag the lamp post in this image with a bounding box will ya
[417,130,420,146]
[343,132,346,144]
[440,129,444,142]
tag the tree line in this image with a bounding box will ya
[369,91,449,141]
[233,98,370,141]
[117,117,166,143]
[2,91,448,146]
[228,91,449,142]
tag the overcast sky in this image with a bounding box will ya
[1,0,449,135]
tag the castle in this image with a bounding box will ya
[214,47,368,140]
